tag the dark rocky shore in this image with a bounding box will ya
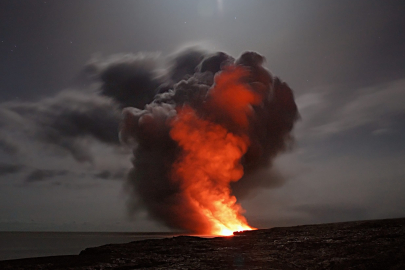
[1,218,404,269]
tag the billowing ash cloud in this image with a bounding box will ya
[85,53,163,109]
[0,46,298,233]
[120,49,299,233]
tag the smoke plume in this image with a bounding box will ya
[120,49,298,234]
[0,47,297,233]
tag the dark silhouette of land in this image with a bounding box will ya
[1,217,404,269]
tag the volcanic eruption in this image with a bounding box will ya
[119,49,298,235]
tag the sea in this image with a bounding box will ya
[0,231,181,261]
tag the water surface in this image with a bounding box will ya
[0,231,180,261]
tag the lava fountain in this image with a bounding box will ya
[120,50,298,236]
[170,66,260,236]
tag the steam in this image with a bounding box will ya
[120,49,298,233]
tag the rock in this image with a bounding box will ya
[1,218,404,269]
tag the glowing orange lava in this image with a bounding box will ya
[169,66,260,236]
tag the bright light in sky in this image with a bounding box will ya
[217,0,223,13]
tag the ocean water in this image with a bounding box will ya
[0,232,180,261]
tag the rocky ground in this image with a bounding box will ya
[1,217,404,269]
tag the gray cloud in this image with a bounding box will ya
[294,79,405,147]
[0,163,23,176]
[311,79,405,136]
[248,204,370,229]
[93,169,126,180]
[0,136,19,154]
[0,51,178,185]
[1,91,121,163]
[294,204,370,224]
[26,169,68,183]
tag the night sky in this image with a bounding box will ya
[1,0,405,232]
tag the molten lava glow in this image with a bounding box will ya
[169,66,259,236]
[170,108,255,235]
[207,66,263,128]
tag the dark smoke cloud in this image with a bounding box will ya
[121,49,298,232]
[166,47,207,83]
[85,48,209,109]
[231,53,299,199]
[86,53,162,109]
[0,46,298,232]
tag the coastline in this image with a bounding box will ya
[1,217,404,269]
[0,232,182,261]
